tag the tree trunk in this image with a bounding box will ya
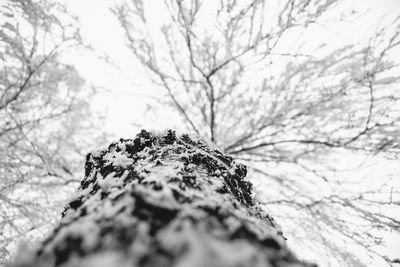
[12,130,315,267]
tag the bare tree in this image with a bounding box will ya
[0,0,105,263]
[113,0,400,266]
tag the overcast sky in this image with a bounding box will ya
[60,0,400,139]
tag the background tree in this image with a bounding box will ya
[113,0,400,266]
[0,0,105,263]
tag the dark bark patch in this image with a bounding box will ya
[53,235,83,266]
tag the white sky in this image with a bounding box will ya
[60,0,171,138]
[58,0,400,266]
[60,0,400,138]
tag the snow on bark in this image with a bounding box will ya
[12,130,315,267]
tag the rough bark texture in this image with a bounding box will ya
[12,130,315,267]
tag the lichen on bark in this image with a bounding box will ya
[12,130,315,267]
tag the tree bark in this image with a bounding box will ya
[12,130,315,267]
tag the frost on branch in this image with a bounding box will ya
[13,130,315,267]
